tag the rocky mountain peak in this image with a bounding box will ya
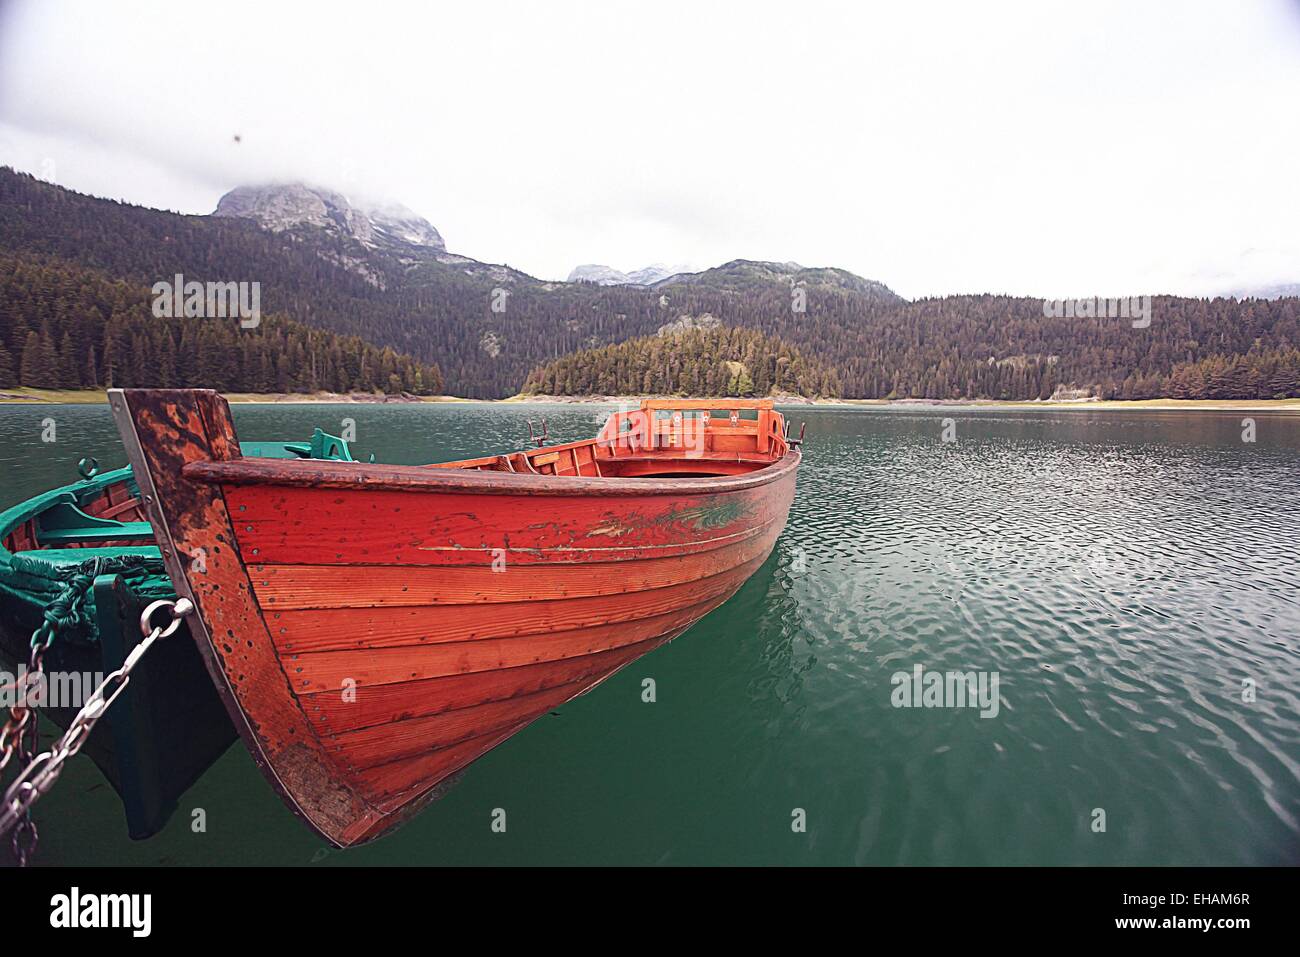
[567,262,692,286]
[214,183,445,253]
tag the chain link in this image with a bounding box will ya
[7,637,50,865]
[0,597,192,864]
[0,624,54,773]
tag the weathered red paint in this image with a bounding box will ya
[111,389,799,847]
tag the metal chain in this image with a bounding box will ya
[8,634,53,865]
[0,624,54,774]
[0,597,192,864]
[0,553,163,773]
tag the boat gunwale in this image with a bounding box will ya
[182,449,802,497]
[0,466,135,540]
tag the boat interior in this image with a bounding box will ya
[432,399,793,479]
[2,468,154,557]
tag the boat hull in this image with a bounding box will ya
[110,389,798,846]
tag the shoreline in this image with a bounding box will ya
[0,388,475,405]
[2,388,1298,414]
[824,397,1300,413]
[512,394,1300,413]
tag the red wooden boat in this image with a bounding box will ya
[108,389,800,847]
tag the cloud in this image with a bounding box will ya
[2,0,1299,296]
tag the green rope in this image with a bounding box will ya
[32,554,167,648]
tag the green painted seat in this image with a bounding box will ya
[35,501,154,546]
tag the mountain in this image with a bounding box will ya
[568,262,691,286]
[214,183,445,254]
[628,263,690,285]
[1223,282,1300,301]
[3,167,1300,402]
[1,169,920,397]
[565,260,895,294]
[659,259,902,301]
[567,264,631,285]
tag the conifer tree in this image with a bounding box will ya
[0,343,16,388]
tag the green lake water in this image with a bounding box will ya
[1,402,1297,866]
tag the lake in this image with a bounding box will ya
[1,402,1298,865]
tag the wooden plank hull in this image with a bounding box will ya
[110,389,799,847]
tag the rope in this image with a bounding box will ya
[29,554,168,645]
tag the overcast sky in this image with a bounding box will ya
[2,0,1298,298]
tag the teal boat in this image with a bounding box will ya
[0,428,361,843]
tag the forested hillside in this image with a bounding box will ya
[0,168,666,396]
[522,326,840,398]
[815,295,1300,400]
[3,167,1299,400]
[0,253,444,394]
